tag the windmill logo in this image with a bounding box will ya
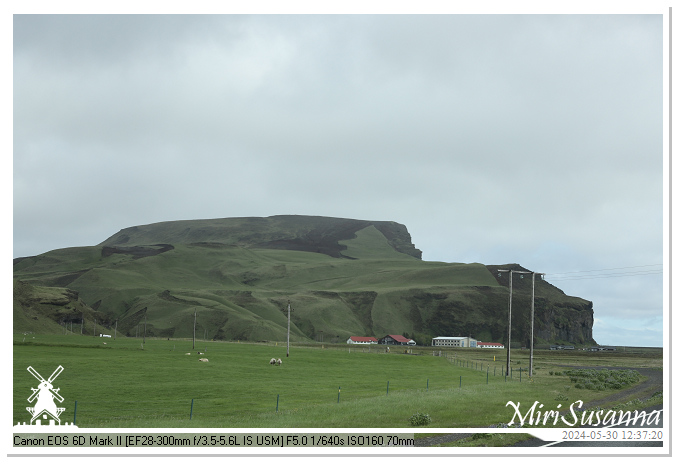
[25,365,66,426]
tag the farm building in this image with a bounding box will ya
[347,336,378,344]
[477,342,504,349]
[589,346,617,351]
[550,345,575,350]
[378,335,416,346]
[431,336,477,348]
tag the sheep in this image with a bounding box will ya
[185,353,191,355]
[269,358,277,365]
[199,358,209,362]
[276,358,282,366]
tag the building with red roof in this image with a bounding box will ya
[477,342,504,349]
[378,334,416,346]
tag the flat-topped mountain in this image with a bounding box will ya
[100,215,423,259]
[14,215,594,346]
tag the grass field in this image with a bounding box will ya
[13,334,662,428]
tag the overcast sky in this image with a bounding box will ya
[12,12,667,347]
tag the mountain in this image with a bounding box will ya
[13,215,595,346]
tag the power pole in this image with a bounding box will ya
[529,272,545,378]
[530,272,534,377]
[497,270,513,376]
[498,268,543,378]
[281,301,294,357]
[507,269,512,376]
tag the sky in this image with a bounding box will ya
[11,9,668,348]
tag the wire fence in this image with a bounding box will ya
[61,356,529,426]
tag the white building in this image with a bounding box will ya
[347,336,378,344]
[431,336,477,348]
[477,342,504,349]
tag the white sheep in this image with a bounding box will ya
[199,358,209,362]
[185,353,191,355]
[276,358,282,366]
[269,358,277,365]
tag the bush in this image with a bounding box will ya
[409,412,431,426]
[563,369,640,391]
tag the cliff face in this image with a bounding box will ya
[382,283,594,347]
[485,264,595,346]
[536,300,595,345]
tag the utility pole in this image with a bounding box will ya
[498,268,543,378]
[193,309,197,349]
[281,301,294,357]
[497,270,513,377]
[529,272,545,378]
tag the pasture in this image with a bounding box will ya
[12,334,662,428]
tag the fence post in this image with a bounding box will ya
[73,400,77,425]
[337,386,341,404]
[459,376,462,389]
[190,399,194,420]
[276,394,279,413]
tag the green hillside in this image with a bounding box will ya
[13,215,594,346]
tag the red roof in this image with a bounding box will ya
[349,336,378,342]
[386,334,412,343]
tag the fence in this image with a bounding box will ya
[65,359,527,426]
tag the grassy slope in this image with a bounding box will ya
[15,225,503,342]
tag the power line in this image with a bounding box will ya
[545,263,663,276]
[547,270,663,282]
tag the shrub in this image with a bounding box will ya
[409,412,431,426]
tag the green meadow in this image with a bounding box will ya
[12,334,661,428]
